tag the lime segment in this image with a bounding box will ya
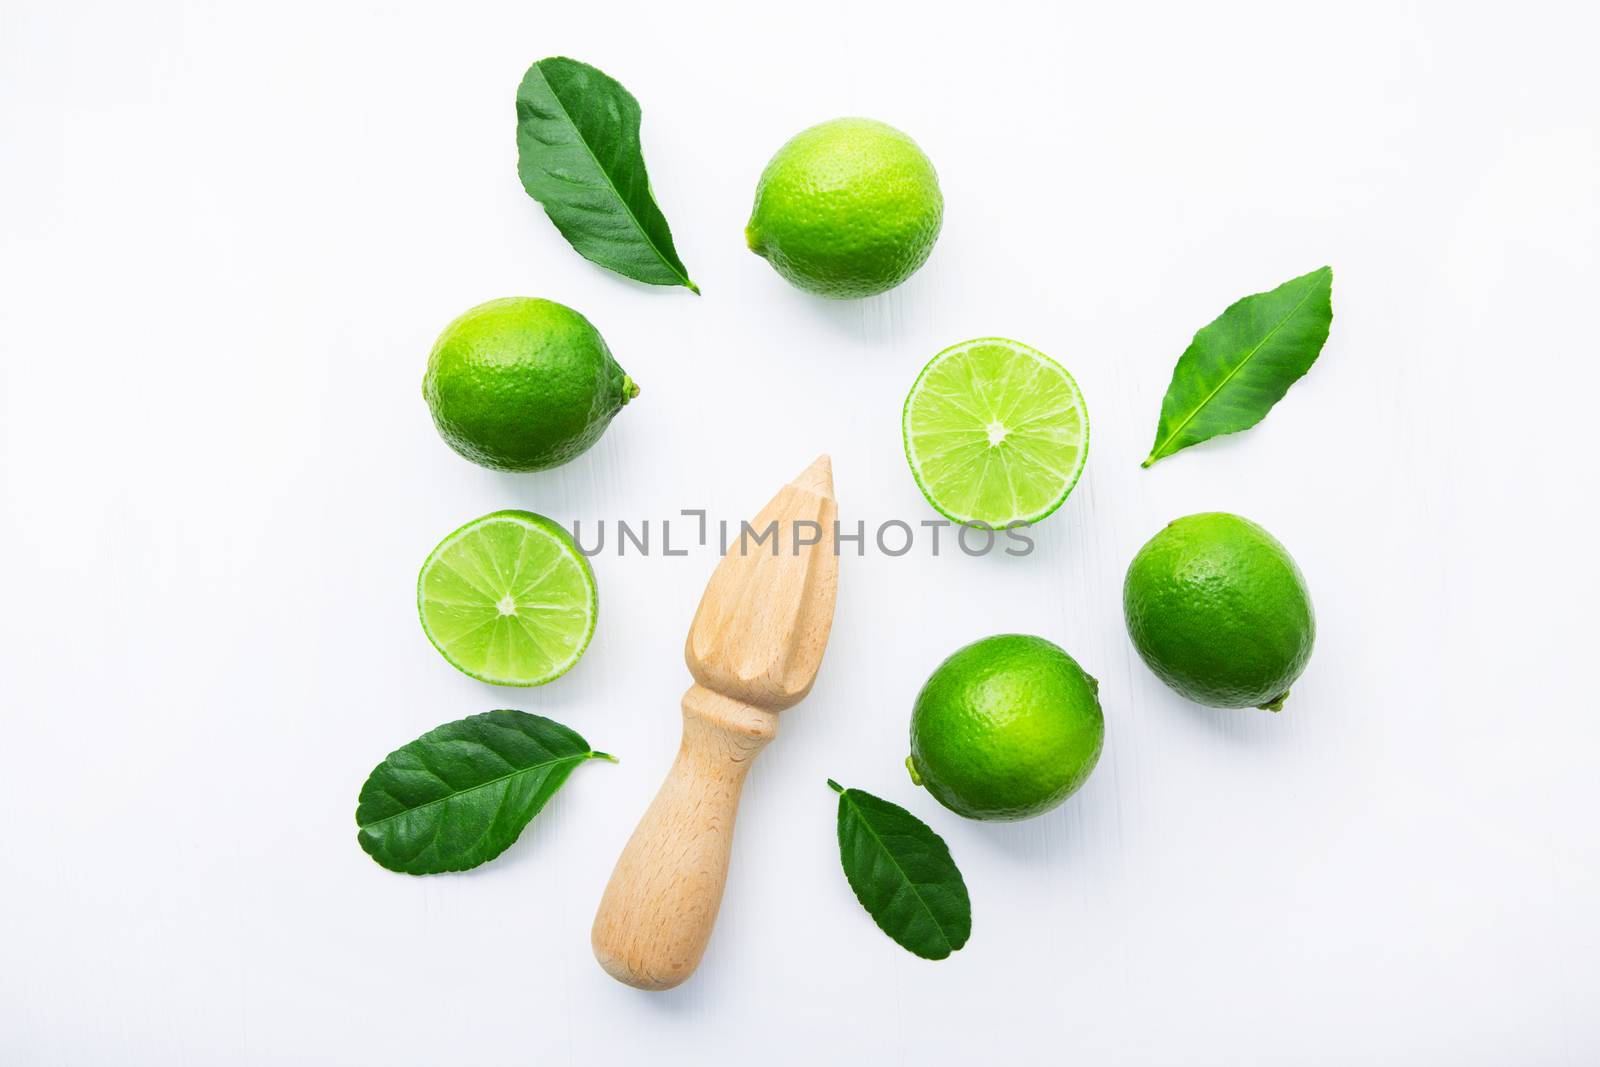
[903,338,1089,527]
[418,510,597,687]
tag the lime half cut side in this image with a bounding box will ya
[417,510,597,687]
[903,338,1089,527]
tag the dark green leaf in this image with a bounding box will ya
[356,710,614,875]
[1143,266,1333,467]
[828,779,970,960]
[515,57,698,293]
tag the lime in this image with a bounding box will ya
[908,634,1104,822]
[745,118,942,299]
[422,297,637,472]
[903,338,1089,528]
[1123,513,1315,710]
[418,510,597,687]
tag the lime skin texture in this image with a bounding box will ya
[422,297,638,472]
[909,634,1105,822]
[1123,512,1315,711]
[745,117,943,299]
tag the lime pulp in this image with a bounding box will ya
[417,510,597,687]
[902,338,1089,527]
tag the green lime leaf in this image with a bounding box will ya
[356,710,614,875]
[1143,266,1333,467]
[828,780,971,960]
[515,57,698,293]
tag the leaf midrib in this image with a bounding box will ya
[360,751,596,833]
[527,62,692,290]
[841,791,955,954]
[1146,275,1323,463]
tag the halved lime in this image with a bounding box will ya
[417,510,597,686]
[903,338,1089,527]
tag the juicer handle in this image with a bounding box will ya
[591,685,778,990]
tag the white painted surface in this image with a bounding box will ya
[2,1,1597,1063]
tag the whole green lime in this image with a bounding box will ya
[908,634,1104,821]
[422,297,637,472]
[745,118,942,299]
[1123,513,1315,711]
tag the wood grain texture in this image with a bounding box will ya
[592,456,839,989]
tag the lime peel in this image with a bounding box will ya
[905,756,924,787]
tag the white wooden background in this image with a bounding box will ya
[3,1,1597,1063]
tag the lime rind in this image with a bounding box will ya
[902,338,1089,528]
[417,510,598,687]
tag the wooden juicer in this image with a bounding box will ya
[592,455,839,990]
